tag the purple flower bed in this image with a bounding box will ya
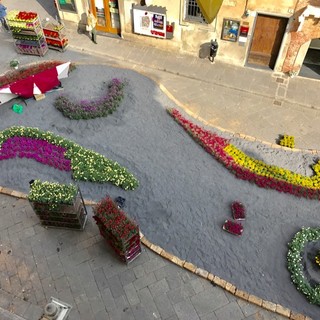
[54,78,126,120]
[0,137,71,171]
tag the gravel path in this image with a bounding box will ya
[0,64,319,319]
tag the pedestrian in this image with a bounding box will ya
[87,9,97,44]
[0,0,9,31]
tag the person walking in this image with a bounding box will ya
[87,9,97,44]
[0,0,9,31]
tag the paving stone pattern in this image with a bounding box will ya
[0,194,289,319]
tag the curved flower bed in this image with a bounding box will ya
[0,126,139,190]
[0,60,74,88]
[287,227,320,304]
[54,78,126,120]
[167,108,320,200]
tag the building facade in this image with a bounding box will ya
[55,0,320,74]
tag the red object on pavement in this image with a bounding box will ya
[8,67,59,98]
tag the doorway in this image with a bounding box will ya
[299,39,320,80]
[247,14,288,69]
[90,0,120,35]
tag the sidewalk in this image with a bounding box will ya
[0,191,290,320]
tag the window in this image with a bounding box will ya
[184,0,206,23]
[57,0,77,13]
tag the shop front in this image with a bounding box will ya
[55,0,121,35]
[90,0,120,35]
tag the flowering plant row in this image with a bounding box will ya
[7,10,38,22]
[0,136,71,171]
[93,196,139,244]
[12,33,44,41]
[224,145,320,191]
[287,227,320,304]
[0,126,139,190]
[54,78,127,120]
[28,179,77,205]
[167,108,320,200]
[0,60,75,88]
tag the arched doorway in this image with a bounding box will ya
[90,0,120,35]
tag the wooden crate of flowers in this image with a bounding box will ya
[28,179,87,230]
[93,196,141,263]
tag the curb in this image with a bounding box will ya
[157,83,320,156]
[0,187,311,320]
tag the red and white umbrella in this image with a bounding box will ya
[0,61,71,105]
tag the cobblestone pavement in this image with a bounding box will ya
[0,193,289,320]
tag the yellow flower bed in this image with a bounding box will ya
[224,144,320,189]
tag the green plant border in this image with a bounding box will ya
[287,227,320,304]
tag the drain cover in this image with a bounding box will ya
[42,297,72,320]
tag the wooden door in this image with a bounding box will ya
[247,15,287,69]
[90,0,120,35]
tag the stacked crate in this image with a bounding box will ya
[7,11,48,56]
[43,21,68,52]
[29,189,87,230]
[93,196,141,263]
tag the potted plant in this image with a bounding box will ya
[231,201,246,220]
[222,219,243,236]
[93,196,141,263]
[9,59,20,69]
[28,179,87,230]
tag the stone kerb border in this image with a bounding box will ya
[0,186,311,320]
[188,110,320,156]
[158,83,320,156]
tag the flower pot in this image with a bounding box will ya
[231,201,246,221]
[222,220,243,236]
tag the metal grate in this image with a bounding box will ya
[185,0,206,23]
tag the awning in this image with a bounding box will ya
[197,0,224,24]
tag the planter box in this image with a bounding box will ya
[231,201,246,221]
[93,196,141,263]
[222,220,243,236]
[29,189,87,230]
